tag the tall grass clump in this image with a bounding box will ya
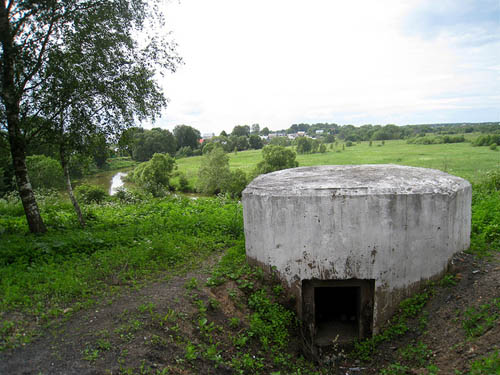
[469,170,500,257]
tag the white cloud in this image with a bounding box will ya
[150,0,499,134]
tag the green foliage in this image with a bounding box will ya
[26,155,64,190]
[462,298,500,338]
[399,341,432,367]
[295,137,312,154]
[130,153,176,197]
[196,148,231,195]
[407,135,466,145]
[75,184,108,204]
[269,136,291,147]
[248,289,295,350]
[254,145,298,176]
[470,170,500,257]
[440,274,458,287]
[175,146,195,159]
[0,195,243,348]
[472,133,500,147]
[175,172,191,193]
[90,133,110,169]
[68,154,94,178]
[249,135,264,150]
[173,125,201,151]
[132,128,177,162]
[353,288,433,361]
[470,350,500,375]
[226,169,248,198]
[231,125,250,137]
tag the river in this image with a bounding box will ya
[109,172,128,195]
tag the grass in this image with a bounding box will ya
[176,139,500,186]
[0,193,243,350]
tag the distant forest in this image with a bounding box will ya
[275,122,500,142]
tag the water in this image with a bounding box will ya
[109,172,128,195]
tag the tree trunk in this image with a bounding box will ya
[9,132,47,233]
[60,146,85,227]
[1,3,46,233]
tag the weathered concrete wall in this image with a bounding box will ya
[242,165,471,333]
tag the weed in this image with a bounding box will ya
[380,362,409,375]
[184,343,198,360]
[399,341,432,367]
[440,274,457,287]
[184,277,198,290]
[96,338,111,351]
[470,349,500,375]
[352,287,433,361]
[229,317,240,329]
[82,345,100,362]
[462,298,500,338]
[137,302,155,315]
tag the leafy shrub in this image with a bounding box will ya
[68,155,95,178]
[472,133,500,147]
[175,146,194,159]
[470,170,500,256]
[177,172,191,193]
[470,350,500,375]
[75,184,108,204]
[130,153,176,197]
[26,155,64,190]
[196,148,231,195]
[407,135,466,145]
[226,169,248,198]
[253,145,298,176]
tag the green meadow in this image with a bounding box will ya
[177,139,500,185]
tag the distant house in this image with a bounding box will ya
[315,129,324,134]
[297,131,306,137]
[202,133,215,140]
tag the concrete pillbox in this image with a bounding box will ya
[242,165,471,348]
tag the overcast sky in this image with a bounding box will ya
[152,0,499,134]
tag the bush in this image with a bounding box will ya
[472,134,500,147]
[197,148,231,195]
[75,184,108,204]
[227,169,248,198]
[253,145,298,176]
[176,172,191,193]
[175,146,194,159]
[130,153,176,197]
[26,155,64,190]
[295,137,312,154]
[346,141,353,147]
[406,135,466,145]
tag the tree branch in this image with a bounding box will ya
[19,11,57,93]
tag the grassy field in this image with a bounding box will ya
[177,140,500,185]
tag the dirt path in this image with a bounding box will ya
[0,261,221,375]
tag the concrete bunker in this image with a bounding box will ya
[242,165,471,350]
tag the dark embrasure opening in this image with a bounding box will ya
[314,286,360,346]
